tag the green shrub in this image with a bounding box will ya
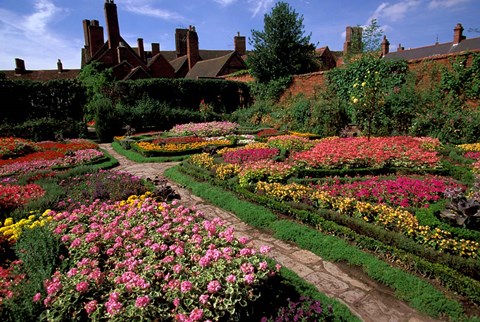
[2,226,65,322]
[93,96,120,142]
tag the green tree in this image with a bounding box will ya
[248,2,316,83]
[362,19,384,53]
[76,61,114,121]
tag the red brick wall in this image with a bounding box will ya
[280,71,327,102]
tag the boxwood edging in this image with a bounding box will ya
[111,142,188,163]
[165,166,478,321]
[180,161,480,280]
[178,161,480,304]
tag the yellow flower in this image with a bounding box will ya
[353,98,359,104]
[361,82,366,87]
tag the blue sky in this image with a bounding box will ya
[0,0,479,70]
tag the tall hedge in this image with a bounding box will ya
[109,78,251,114]
[0,79,86,124]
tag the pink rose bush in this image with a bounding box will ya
[41,194,277,321]
[292,136,441,169]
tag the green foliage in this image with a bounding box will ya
[439,53,480,100]
[76,61,114,121]
[2,226,65,322]
[230,100,275,127]
[248,2,316,83]
[0,79,86,139]
[110,78,250,114]
[249,76,292,101]
[0,117,86,141]
[92,96,120,142]
[362,19,384,53]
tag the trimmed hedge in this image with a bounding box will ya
[110,78,251,114]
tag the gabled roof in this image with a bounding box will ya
[124,66,151,80]
[384,37,480,61]
[185,52,244,80]
[169,55,188,73]
[0,69,80,81]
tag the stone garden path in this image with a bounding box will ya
[100,144,440,322]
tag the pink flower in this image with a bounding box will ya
[226,274,236,283]
[105,299,123,316]
[173,297,181,307]
[84,300,98,315]
[70,238,82,248]
[259,245,271,254]
[259,261,268,271]
[33,292,41,302]
[199,294,209,305]
[207,280,221,294]
[244,274,255,285]
[76,281,89,293]
[238,236,249,244]
[180,281,193,293]
[135,296,151,308]
[189,308,204,321]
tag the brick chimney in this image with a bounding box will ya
[453,23,465,45]
[151,43,160,56]
[88,20,105,57]
[14,58,26,75]
[234,32,246,56]
[137,38,145,62]
[175,28,188,58]
[381,35,390,56]
[104,0,121,49]
[343,26,362,56]
[57,59,63,73]
[397,43,404,52]
[187,26,200,70]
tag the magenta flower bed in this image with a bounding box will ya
[292,136,441,169]
[312,176,464,208]
[223,148,279,164]
[40,197,277,321]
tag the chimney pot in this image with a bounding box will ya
[234,32,246,56]
[187,26,200,70]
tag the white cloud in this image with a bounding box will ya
[248,0,274,17]
[117,0,184,21]
[0,0,81,70]
[213,0,238,6]
[370,0,421,22]
[428,0,471,9]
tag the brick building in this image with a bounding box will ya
[81,0,247,80]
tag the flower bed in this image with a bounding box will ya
[169,121,239,137]
[292,136,441,169]
[312,176,464,208]
[0,139,105,177]
[267,135,314,152]
[0,184,45,212]
[40,194,278,321]
[223,148,280,164]
[0,137,37,159]
[132,140,233,157]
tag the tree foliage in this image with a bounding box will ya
[362,19,384,53]
[248,2,316,83]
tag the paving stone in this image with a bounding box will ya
[323,262,371,291]
[339,289,368,304]
[290,249,323,264]
[303,272,349,296]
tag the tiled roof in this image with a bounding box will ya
[185,52,237,79]
[0,69,80,81]
[169,56,188,73]
[384,37,480,61]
